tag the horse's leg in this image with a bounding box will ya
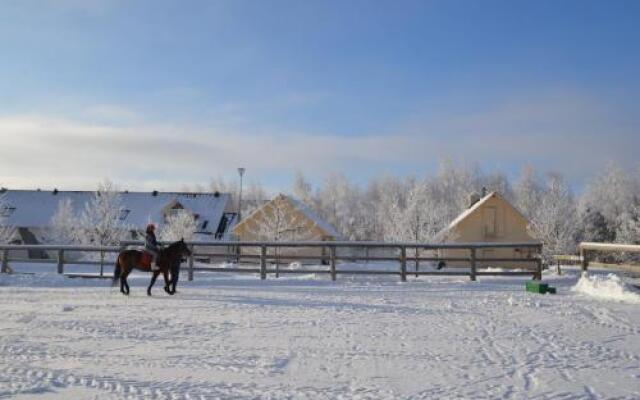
[147,270,160,296]
[162,270,172,295]
[122,270,132,295]
[120,266,128,295]
[171,262,180,294]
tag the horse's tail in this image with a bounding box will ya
[112,257,121,286]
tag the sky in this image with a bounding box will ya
[0,0,639,193]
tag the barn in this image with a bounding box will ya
[0,189,234,258]
[436,191,539,268]
[232,194,340,262]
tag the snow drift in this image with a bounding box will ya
[572,272,640,304]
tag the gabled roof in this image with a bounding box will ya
[437,191,530,237]
[233,193,341,238]
[1,189,230,235]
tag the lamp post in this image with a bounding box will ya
[237,167,245,222]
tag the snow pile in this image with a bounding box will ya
[572,273,640,304]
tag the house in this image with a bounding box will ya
[0,189,234,258]
[232,194,340,262]
[436,191,539,268]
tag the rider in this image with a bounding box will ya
[144,223,162,271]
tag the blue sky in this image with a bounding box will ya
[0,0,638,192]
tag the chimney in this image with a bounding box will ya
[481,187,487,197]
[152,190,158,197]
[53,188,58,195]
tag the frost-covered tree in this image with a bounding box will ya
[292,170,315,207]
[382,181,452,270]
[382,181,446,244]
[617,199,640,245]
[529,174,578,260]
[77,180,130,247]
[159,211,197,242]
[430,158,478,224]
[316,173,367,240]
[49,198,78,244]
[481,170,514,202]
[579,162,637,242]
[514,164,543,219]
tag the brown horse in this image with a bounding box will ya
[113,239,192,296]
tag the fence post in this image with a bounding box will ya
[1,249,8,274]
[469,248,477,281]
[580,248,588,272]
[330,246,336,281]
[260,245,267,280]
[57,249,64,274]
[188,245,194,282]
[535,255,542,280]
[400,246,407,282]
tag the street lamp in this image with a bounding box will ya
[237,167,245,222]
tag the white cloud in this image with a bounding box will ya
[0,90,636,191]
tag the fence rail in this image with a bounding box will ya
[1,241,543,282]
[579,242,640,273]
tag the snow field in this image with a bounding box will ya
[0,266,639,399]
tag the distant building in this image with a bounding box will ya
[0,189,235,257]
[436,191,539,268]
[232,193,340,262]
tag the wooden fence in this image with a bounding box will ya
[579,242,640,273]
[1,241,543,282]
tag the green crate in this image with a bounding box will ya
[526,281,548,294]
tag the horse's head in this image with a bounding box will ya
[178,238,192,257]
[164,238,192,261]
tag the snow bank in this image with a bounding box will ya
[572,273,640,304]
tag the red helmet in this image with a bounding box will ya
[146,224,156,233]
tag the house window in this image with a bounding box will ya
[119,209,130,221]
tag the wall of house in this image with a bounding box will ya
[439,196,537,268]
[232,198,334,263]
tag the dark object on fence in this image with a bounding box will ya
[437,260,446,270]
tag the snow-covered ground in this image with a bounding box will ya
[1,264,639,399]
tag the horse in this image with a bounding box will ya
[112,239,192,296]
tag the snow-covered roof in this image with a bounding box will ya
[285,195,341,238]
[1,189,230,235]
